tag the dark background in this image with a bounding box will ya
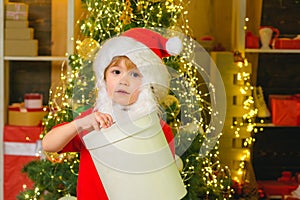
[253,0,300,180]
[258,0,300,99]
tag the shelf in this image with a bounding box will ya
[255,123,300,128]
[245,49,300,53]
[4,56,68,61]
[0,1,77,199]
[255,123,276,127]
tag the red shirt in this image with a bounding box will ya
[60,108,174,200]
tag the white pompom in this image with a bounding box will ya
[175,154,184,171]
[166,37,182,55]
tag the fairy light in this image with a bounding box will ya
[229,53,258,194]
[20,0,234,199]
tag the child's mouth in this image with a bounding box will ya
[116,90,130,95]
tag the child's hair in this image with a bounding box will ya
[103,56,137,80]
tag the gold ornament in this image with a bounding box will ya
[119,0,133,25]
[161,94,180,118]
[44,152,78,163]
[44,152,65,163]
[77,38,100,60]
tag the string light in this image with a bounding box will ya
[18,0,234,199]
[229,53,258,197]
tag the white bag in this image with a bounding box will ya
[82,111,187,200]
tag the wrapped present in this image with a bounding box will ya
[245,31,259,49]
[5,28,34,40]
[4,125,42,200]
[24,93,43,109]
[270,94,300,126]
[5,2,29,20]
[8,104,48,126]
[257,180,298,199]
[5,20,29,28]
[274,38,300,49]
[4,39,38,56]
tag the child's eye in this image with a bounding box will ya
[112,69,121,75]
[130,71,142,78]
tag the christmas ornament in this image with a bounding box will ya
[161,94,180,122]
[58,196,77,200]
[77,38,100,60]
[175,154,184,171]
[44,152,65,163]
[119,0,133,25]
[161,94,180,116]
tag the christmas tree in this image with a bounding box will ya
[18,0,232,199]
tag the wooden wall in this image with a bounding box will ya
[187,0,234,51]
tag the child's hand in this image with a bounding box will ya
[73,112,114,132]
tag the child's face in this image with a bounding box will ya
[105,59,143,106]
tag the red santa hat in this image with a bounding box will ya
[121,27,182,58]
[93,27,182,101]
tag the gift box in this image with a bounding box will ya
[274,38,300,49]
[5,2,29,21]
[257,180,298,199]
[5,28,34,40]
[24,93,43,109]
[270,94,300,126]
[4,39,38,56]
[5,20,29,28]
[4,125,42,200]
[245,31,259,49]
[8,105,48,126]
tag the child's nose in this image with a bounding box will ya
[119,74,130,85]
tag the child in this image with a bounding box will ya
[42,28,186,199]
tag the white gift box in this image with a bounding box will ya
[83,111,187,200]
[24,93,43,109]
[5,2,29,20]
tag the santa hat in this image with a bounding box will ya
[121,28,182,58]
[93,28,182,101]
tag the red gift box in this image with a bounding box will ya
[245,31,259,49]
[274,38,300,49]
[4,125,42,200]
[257,180,298,199]
[270,94,300,126]
[24,93,43,109]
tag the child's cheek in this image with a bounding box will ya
[105,84,114,98]
[130,90,140,104]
